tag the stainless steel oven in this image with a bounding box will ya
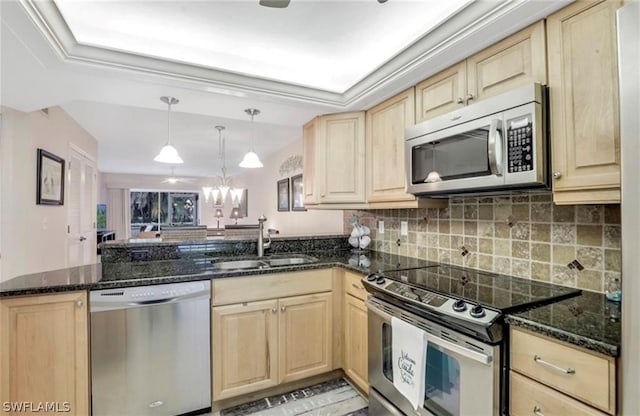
[405,83,548,196]
[367,297,499,416]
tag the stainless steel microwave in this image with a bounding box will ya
[405,83,549,196]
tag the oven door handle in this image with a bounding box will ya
[487,118,503,176]
[425,332,493,366]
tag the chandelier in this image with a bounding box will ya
[202,126,244,206]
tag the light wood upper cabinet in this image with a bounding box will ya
[415,61,467,123]
[322,112,366,203]
[302,118,320,205]
[278,293,332,384]
[416,21,547,123]
[212,300,279,400]
[467,20,547,103]
[303,112,366,205]
[547,0,622,204]
[366,87,417,203]
[0,292,89,416]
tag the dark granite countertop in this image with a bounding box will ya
[0,247,621,357]
[0,249,428,297]
[505,290,621,357]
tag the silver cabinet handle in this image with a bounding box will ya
[466,93,475,102]
[533,355,575,374]
[281,305,286,312]
[456,97,464,104]
[79,236,87,242]
[76,299,83,308]
[352,283,361,290]
[533,405,544,416]
[553,171,562,179]
[271,307,277,314]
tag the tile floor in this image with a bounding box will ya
[209,378,368,416]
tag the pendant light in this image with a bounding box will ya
[424,142,442,183]
[239,108,264,168]
[154,96,184,164]
[202,126,244,205]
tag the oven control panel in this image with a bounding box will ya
[363,274,500,326]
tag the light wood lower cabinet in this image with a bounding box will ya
[344,294,368,393]
[211,271,334,401]
[0,291,89,416]
[510,327,616,415]
[279,293,332,384]
[212,300,279,400]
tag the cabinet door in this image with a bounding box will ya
[467,20,547,103]
[415,61,467,123]
[344,294,368,393]
[278,292,332,383]
[0,292,89,416]
[366,88,417,203]
[320,112,366,203]
[212,300,278,400]
[302,118,320,206]
[547,0,622,204]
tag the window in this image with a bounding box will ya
[130,191,199,233]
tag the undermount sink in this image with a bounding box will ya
[212,259,269,270]
[211,255,318,271]
[267,256,318,267]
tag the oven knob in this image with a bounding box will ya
[452,299,467,312]
[376,276,386,285]
[470,304,486,318]
[366,273,379,282]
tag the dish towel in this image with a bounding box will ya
[391,316,427,411]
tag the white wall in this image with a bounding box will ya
[234,138,344,236]
[0,106,98,281]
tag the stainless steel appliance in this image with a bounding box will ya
[618,2,639,413]
[405,83,549,196]
[90,281,211,416]
[363,264,580,415]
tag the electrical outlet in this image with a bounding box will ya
[400,221,408,236]
[378,220,385,234]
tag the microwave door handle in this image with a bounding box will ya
[424,332,493,366]
[487,119,503,176]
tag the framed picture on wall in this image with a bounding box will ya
[291,174,306,211]
[36,148,65,205]
[277,178,289,212]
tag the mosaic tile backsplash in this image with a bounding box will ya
[344,193,621,293]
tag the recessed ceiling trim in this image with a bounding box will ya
[19,0,570,112]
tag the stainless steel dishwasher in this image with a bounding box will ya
[90,281,211,416]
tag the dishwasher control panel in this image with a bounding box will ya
[90,281,210,312]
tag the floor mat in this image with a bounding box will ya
[220,378,368,416]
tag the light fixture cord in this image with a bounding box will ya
[218,128,228,184]
[167,101,172,145]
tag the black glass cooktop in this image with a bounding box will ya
[379,264,581,313]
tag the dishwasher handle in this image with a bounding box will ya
[129,297,177,306]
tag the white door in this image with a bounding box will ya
[67,146,97,267]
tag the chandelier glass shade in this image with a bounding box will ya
[154,96,184,164]
[203,126,244,206]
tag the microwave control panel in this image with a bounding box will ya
[507,117,533,173]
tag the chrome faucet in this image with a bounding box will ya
[257,215,271,257]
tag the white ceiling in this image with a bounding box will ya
[0,0,569,177]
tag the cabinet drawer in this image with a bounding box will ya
[510,328,615,414]
[510,372,608,416]
[213,269,332,305]
[344,271,367,301]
